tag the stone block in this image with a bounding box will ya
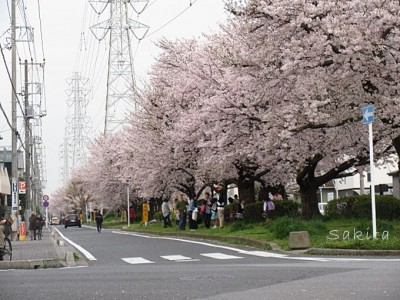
[288,231,310,249]
[65,251,76,267]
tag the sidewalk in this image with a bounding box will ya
[0,227,84,270]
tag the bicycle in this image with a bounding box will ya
[0,237,12,261]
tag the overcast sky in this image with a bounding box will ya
[0,0,228,196]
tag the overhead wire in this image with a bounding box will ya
[36,0,45,59]
[0,47,27,151]
[145,0,199,39]
[18,0,33,59]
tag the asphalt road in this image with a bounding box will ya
[1,225,399,300]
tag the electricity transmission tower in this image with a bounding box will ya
[90,0,149,134]
[61,73,91,183]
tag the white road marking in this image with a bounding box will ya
[122,257,154,264]
[112,231,400,263]
[284,257,330,262]
[245,251,288,258]
[201,253,243,260]
[161,255,192,261]
[53,227,97,261]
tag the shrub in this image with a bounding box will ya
[355,219,395,233]
[275,200,301,218]
[153,211,163,221]
[269,217,327,239]
[242,202,263,223]
[325,195,400,220]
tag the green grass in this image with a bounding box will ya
[101,217,400,251]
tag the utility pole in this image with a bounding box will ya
[24,60,31,212]
[10,0,19,241]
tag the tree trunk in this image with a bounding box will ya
[238,178,255,203]
[393,135,400,171]
[300,184,321,220]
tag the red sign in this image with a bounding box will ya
[18,181,26,194]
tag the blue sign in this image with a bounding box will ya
[362,105,374,125]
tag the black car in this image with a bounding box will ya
[64,214,81,228]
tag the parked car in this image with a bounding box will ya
[64,214,81,228]
[50,217,60,225]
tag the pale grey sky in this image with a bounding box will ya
[0,0,228,196]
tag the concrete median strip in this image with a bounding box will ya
[0,258,64,270]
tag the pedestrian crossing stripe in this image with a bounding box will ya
[244,251,287,258]
[161,255,199,262]
[200,253,243,260]
[122,257,154,264]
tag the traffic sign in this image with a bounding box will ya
[362,105,374,125]
[43,195,49,201]
[43,201,49,207]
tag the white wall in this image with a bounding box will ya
[333,162,397,194]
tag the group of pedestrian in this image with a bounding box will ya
[162,192,229,231]
[160,190,278,230]
[28,213,45,240]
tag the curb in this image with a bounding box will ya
[305,248,400,256]
[0,258,65,270]
[126,229,278,251]
[125,229,400,257]
[50,226,86,267]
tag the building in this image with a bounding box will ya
[288,163,398,214]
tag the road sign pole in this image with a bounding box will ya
[368,123,377,238]
[127,185,130,227]
[45,206,49,228]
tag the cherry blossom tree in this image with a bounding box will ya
[224,0,400,218]
[74,0,400,221]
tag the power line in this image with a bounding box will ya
[36,0,46,59]
[145,0,199,39]
[0,45,27,121]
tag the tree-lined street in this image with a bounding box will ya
[49,0,400,222]
[2,226,400,299]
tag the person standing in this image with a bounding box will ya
[217,197,225,228]
[129,206,135,223]
[161,199,172,228]
[203,192,212,229]
[36,214,45,240]
[263,198,275,222]
[94,209,104,233]
[176,194,187,230]
[211,197,219,229]
[236,199,245,220]
[188,195,198,231]
[29,213,38,240]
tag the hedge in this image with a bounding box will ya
[325,195,400,220]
